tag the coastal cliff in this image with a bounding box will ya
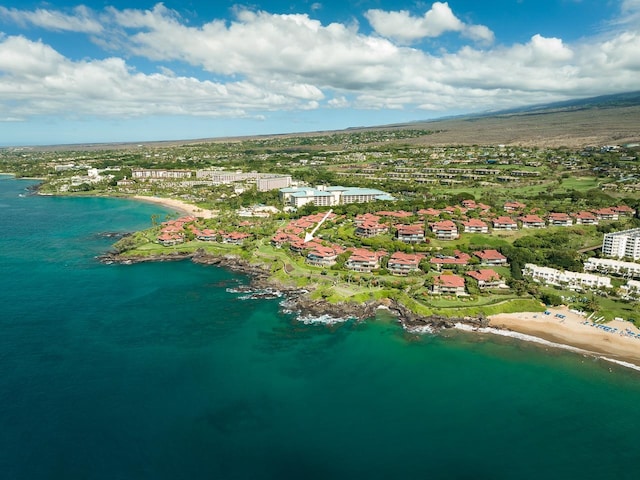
[99,249,489,332]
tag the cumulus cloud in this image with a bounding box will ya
[0,2,639,124]
[364,2,494,44]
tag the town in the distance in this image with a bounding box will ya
[2,128,639,328]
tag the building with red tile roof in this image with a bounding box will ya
[461,218,489,233]
[547,212,573,227]
[466,269,504,289]
[473,249,507,265]
[432,274,466,295]
[504,201,526,212]
[519,214,546,229]
[431,220,459,240]
[387,252,425,276]
[573,211,599,225]
[396,224,426,243]
[492,216,518,230]
[345,248,386,272]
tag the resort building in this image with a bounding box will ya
[431,274,466,296]
[430,251,471,269]
[355,221,388,238]
[504,201,526,212]
[388,252,424,276]
[279,185,393,207]
[547,213,573,227]
[345,248,385,273]
[573,211,599,225]
[602,228,640,260]
[592,208,619,221]
[519,214,546,229]
[492,216,518,231]
[256,175,292,192]
[613,205,636,217]
[431,220,459,240]
[622,280,640,299]
[584,257,640,278]
[523,263,612,291]
[306,244,345,267]
[473,249,508,265]
[132,168,192,180]
[221,232,251,245]
[461,218,489,233]
[396,224,426,243]
[466,269,506,289]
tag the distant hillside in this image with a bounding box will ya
[22,91,640,151]
[395,91,640,148]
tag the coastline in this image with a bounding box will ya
[132,195,217,218]
[102,193,640,370]
[488,306,640,367]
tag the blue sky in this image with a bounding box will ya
[0,1,638,146]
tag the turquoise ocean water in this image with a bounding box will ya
[1,175,640,479]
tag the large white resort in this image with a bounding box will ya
[279,186,394,208]
[602,228,640,260]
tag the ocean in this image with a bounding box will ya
[1,174,640,479]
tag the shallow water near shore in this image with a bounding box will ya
[2,176,640,479]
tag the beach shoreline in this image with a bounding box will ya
[487,306,640,367]
[132,195,217,219]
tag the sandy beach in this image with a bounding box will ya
[489,306,640,365]
[133,195,217,219]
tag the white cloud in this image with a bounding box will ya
[364,2,494,44]
[0,2,639,125]
[0,5,103,33]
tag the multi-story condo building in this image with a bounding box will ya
[461,218,489,233]
[547,213,573,227]
[584,257,640,277]
[602,228,640,260]
[519,214,546,229]
[388,252,424,276]
[523,264,612,290]
[396,224,426,243]
[431,220,459,240]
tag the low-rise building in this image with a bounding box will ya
[584,257,640,277]
[523,263,612,290]
[388,252,424,276]
[430,251,471,269]
[493,216,518,230]
[461,218,489,233]
[547,212,573,227]
[466,269,505,289]
[504,201,526,212]
[355,221,388,238]
[396,224,426,243]
[592,208,619,221]
[473,249,508,265]
[431,220,459,240]
[306,244,345,267]
[519,214,546,229]
[432,274,466,295]
[345,248,385,273]
[573,211,599,225]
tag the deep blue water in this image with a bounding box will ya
[2,175,640,479]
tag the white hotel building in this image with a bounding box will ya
[584,257,640,277]
[523,263,612,291]
[602,228,640,260]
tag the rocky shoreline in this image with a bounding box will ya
[98,249,489,332]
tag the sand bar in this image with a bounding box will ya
[133,195,217,219]
[489,306,640,365]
